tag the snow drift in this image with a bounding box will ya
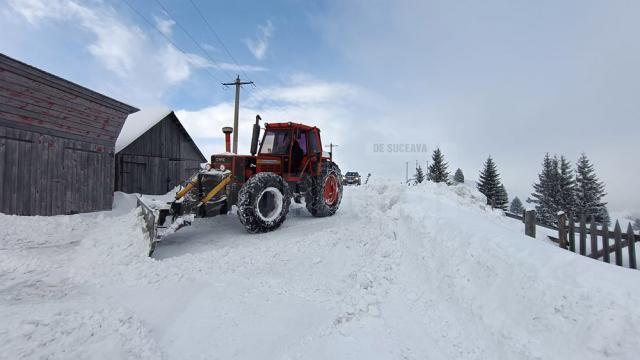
[1,180,639,359]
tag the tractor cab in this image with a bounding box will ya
[257,123,325,182]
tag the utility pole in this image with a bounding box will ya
[222,75,254,153]
[405,162,409,183]
[324,143,338,161]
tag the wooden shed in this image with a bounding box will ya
[0,53,138,216]
[114,109,206,195]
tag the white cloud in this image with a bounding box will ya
[176,76,396,177]
[5,0,264,105]
[245,20,273,60]
[153,14,175,37]
[9,0,143,76]
[315,0,640,213]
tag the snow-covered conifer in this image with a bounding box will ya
[414,166,426,184]
[509,197,524,214]
[453,168,464,184]
[528,154,560,226]
[477,156,506,208]
[495,184,509,211]
[575,153,607,223]
[427,148,450,184]
[558,156,576,216]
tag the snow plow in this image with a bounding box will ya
[137,115,343,256]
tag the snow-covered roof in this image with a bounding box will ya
[115,107,172,153]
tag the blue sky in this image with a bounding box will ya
[2,0,640,216]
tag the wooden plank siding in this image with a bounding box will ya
[0,127,116,215]
[0,53,137,216]
[115,112,206,195]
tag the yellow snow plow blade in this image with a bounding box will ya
[136,171,232,257]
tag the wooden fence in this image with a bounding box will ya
[505,211,639,270]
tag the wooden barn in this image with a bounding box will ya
[114,108,206,195]
[0,53,138,216]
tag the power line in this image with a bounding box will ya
[187,0,254,85]
[119,0,224,83]
[152,0,235,80]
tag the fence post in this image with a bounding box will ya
[525,210,536,238]
[627,224,637,270]
[569,216,576,252]
[614,221,623,266]
[558,213,567,249]
[602,223,610,263]
[579,215,587,256]
[590,219,598,259]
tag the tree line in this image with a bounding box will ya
[411,148,509,210]
[528,153,607,226]
[412,149,612,227]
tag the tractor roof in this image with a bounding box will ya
[265,122,317,131]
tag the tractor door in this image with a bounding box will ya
[288,128,307,177]
[257,129,291,174]
[307,128,322,176]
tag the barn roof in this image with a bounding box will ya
[115,107,172,153]
[115,108,206,161]
[0,53,139,115]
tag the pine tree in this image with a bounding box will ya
[574,153,607,223]
[495,184,509,211]
[558,156,576,216]
[427,148,450,184]
[414,165,425,184]
[528,154,560,226]
[509,197,524,214]
[453,168,464,184]
[477,156,506,208]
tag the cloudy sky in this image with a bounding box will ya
[1,0,639,217]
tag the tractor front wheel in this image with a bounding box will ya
[305,161,343,217]
[237,172,291,233]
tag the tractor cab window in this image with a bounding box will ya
[260,130,291,155]
[309,129,320,154]
[295,131,307,155]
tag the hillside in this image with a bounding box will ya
[1,181,639,359]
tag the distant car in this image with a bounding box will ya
[343,171,361,185]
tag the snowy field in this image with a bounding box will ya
[1,180,640,359]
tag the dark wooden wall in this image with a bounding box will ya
[115,113,205,195]
[0,53,137,215]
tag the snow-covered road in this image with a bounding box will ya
[1,181,639,359]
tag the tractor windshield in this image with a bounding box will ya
[260,130,291,155]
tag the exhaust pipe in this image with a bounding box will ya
[222,127,233,153]
[250,114,262,156]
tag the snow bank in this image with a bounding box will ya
[1,180,639,359]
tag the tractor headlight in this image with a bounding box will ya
[219,164,226,171]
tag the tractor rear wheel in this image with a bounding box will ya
[305,161,343,217]
[237,172,291,233]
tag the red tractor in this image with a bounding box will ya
[138,115,343,255]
